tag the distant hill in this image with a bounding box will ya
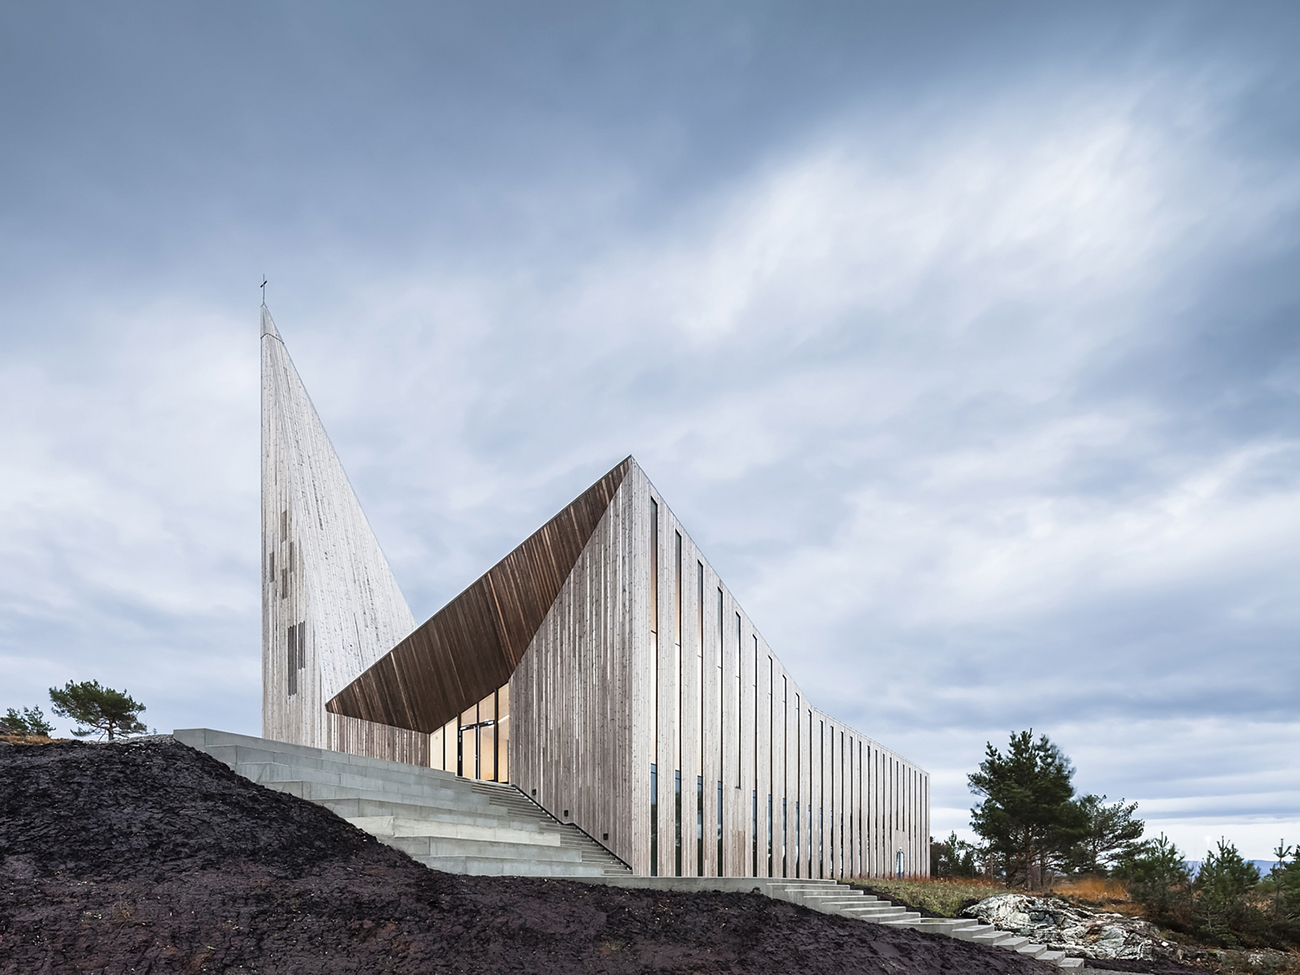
[1185,859,1284,878]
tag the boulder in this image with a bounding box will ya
[962,893,1170,961]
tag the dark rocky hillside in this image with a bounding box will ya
[0,737,1062,974]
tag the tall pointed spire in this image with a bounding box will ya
[261,304,426,762]
[260,302,279,340]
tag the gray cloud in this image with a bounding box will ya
[1,2,1297,859]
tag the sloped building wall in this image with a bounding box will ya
[260,306,427,764]
[506,462,930,878]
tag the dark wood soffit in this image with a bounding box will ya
[326,456,633,734]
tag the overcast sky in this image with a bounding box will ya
[2,2,1297,860]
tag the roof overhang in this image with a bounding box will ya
[326,457,632,733]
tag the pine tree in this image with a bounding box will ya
[1194,838,1262,946]
[1068,794,1145,875]
[1116,832,1192,920]
[968,730,1087,888]
[48,680,147,741]
[0,706,54,737]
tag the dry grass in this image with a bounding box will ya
[1048,875,1145,916]
[0,733,64,746]
[844,874,1151,919]
[847,877,1006,917]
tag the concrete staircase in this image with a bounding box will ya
[175,728,630,879]
[773,881,1083,969]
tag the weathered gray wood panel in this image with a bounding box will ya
[260,305,427,766]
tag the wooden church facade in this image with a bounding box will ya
[262,305,930,880]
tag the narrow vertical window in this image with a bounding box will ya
[675,769,682,877]
[751,788,758,876]
[697,774,704,877]
[829,728,835,877]
[650,763,658,876]
[753,636,759,820]
[795,800,801,879]
[800,712,811,878]
[819,719,825,878]
[673,530,682,877]
[795,693,801,877]
[782,796,788,878]
[649,499,659,878]
[782,675,788,877]
[767,655,773,876]
[716,588,724,808]
[650,499,658,770]
[716,779,723,876]
[735,613,742,788]
[767,792,773,877]
[697,561,704,877]
[286,625,297,696]
[859,741,865,878]
[674,531,682,772]
[847,736,854,876]
[673,532,683,645]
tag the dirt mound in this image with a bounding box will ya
[1,738,1061,974]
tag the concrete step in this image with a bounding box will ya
[845,908,913,921]
[233,764,496,811]
[315,795,556,832]
[379,834,587,863]
[1016,942,1049,959]
[892,918,983,936]
[265,780,544,828]
[1056,958,1085,969]
[413,855,609,877]
[346,816,562,847]
[238,762,493,808]
[970,928,1017,946]
[948,921,1000,941]
[875,911,923,923]
[206,743,464,788]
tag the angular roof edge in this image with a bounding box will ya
[326,456,633,733]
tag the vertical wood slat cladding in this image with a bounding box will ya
[260,305,427,766]
[509,467,641,872]
[327,458,632,733]
[632,465,929,879]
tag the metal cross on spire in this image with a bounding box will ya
[261,277,268,305]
